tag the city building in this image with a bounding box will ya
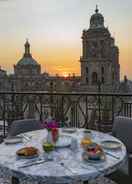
[0,7,130,94]
[80,6,120,92]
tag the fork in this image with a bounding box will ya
[60,162,78,174]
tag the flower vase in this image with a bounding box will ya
[47,130,53,144]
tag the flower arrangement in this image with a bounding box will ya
[41,120,59,130]
[41,120,59,143]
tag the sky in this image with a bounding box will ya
[0,0,131,79]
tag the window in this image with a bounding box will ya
[86,67,88,73]
[86,77,89,84]
[92,72,98,84]
[102,77,104,83]
[101,67,105,84]
[112,72,114,81]
[101,66,104,75]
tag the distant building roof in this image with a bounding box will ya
[17,40,39,66]
[17,57,39,66]
[90,5,104,29]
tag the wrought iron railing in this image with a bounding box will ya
[0,91,132,136]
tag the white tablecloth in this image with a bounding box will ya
[0,129,127,184]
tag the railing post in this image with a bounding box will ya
[40,95,43,121]
[50,82,54,118]
[3,94,6,137]
[85,95,88,128]
[97,80,101,130]
[98,94,101,122]
[61,96,64,123]
[112,96,114,125]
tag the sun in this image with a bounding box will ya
[62,72,69,78]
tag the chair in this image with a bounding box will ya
[0,177,10,184]
[8,119,42,137]
[108,116,132,183]
[7,119,43,184]
[8,119,63,184]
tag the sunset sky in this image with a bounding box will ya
[0,0,131,79]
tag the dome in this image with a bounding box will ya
[17,56,39,66]
[17,40,39,66]
[90,6,104,29]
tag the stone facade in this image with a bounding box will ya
[80,6,120,92]
[0,68,8,91]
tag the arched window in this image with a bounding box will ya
[112,72,114,81]
[102,77,104,83]
[86,67,88,73]
[92,72,98,84]
[86,67,89,84]
[101,66,104,75]
[86,77,89,84]
[101,67,105,83]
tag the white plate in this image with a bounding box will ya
[16,154,39,160]
[83,129,92,134]
[16,147,39,159]
[101,140,122,150]
[62,128,77,134]
[4,137,23,144]
[55,135,72,148]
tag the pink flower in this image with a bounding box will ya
[41,120,59,130]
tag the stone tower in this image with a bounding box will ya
[80,6,120,92]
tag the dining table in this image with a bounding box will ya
[0,128,127,184]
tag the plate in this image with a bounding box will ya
[83,129,92,134]
[82,151,106,163]
[55,135,72,148]
[17,154,38,159]
[62,128,77,134]
[4,137,23,144]
[101,140,122,150]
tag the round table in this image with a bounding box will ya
[0,129,127,184]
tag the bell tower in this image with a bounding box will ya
[80,6,120,92]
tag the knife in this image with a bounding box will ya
[19,159,47,168]
[104,151,120,159]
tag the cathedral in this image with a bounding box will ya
[80,6,120,92]
[0,6,126,93]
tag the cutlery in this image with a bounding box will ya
[21,134,31,141]
[80,163,103,173]
[104,151,120,159]
[19,159,47,168]
[60,162,77,174]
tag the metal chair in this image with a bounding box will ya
[108,116,132,183]
[8,119,42,137]
[112,116,132,176]
[0,177,10,184]
[7,119,43,184]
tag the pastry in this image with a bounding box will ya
[16,147,38,157]
[86,143,104,160]
[81,137,92,149]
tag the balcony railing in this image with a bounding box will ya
[0,91,132,137]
